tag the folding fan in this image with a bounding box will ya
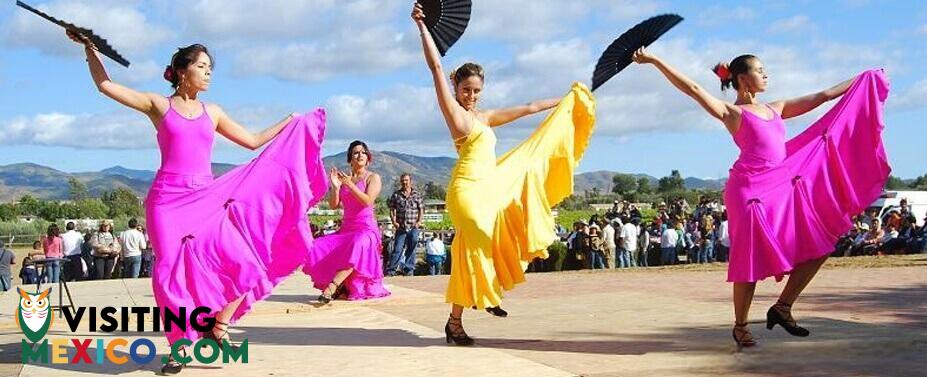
[418,0,471,56]
[591,14,683,91]
[16,0,131,67]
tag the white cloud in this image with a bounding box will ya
[324,85,446,143]
[468,0,665,43]
[767,15,815,34]
[889,78,927,112]
[110,59,163,84]
[232,25,418,82]
[184,0,336,40]
[172,0,418,82]
[0,111,155,149]
[2,0,172,58]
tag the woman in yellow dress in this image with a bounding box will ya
[412,3,597,345]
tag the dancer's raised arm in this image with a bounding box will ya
[68,30,159,116]
[770,78,854,119]
[633,47,740,133]
[412,2,471,139]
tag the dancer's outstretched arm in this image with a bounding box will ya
[632,48,741,134]
[769,78,854,120]
[214,108,294,150]
[68,30,160,117]
[484,98,561,128]
[412,2,471,140]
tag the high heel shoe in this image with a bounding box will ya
[766,301,810,337]
[317,281,342,304]
[732,322,756,348]
[201,320,240,351]
[160,347,188,375]
[444,314,474,346]
[485,306,508,318]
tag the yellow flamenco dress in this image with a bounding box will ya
[445,82,596,309]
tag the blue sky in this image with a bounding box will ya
[0,0,924,179]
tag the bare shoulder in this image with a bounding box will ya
[149,94,170,108]
[766,101,786,114]
[471,109,491,124]
[205,102,225,117]
[204,103,226,127]
[148,94,170,116]
[721,104,744,136]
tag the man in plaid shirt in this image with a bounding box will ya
[387,173,424,276]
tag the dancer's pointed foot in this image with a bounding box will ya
[485,306,508,318]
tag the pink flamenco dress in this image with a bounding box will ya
[302,173,390,300]
[145,100,329,344]
[725,69,891,283]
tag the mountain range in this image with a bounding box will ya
[0,151,728,201]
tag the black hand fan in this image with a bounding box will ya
[591,14,683,91]
[418,0,471,56]
[16,0,131,67]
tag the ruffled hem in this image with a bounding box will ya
[726,69,890,283]
[302,227,390,301]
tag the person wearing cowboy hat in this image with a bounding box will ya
[602,218,618,269]
[322,220,337,236]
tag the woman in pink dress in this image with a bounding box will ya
[66,32,328,373]
[303,141,390,303]
[41,224,64,283]
[632,48,890,347]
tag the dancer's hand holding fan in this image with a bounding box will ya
[414,0,471,56]
[16,0,130,67]
[591,14,683,91]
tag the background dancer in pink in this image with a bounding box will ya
[66,32,328,373]
[632,48,890,348]
[304,140,391,303]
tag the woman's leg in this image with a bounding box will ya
[445,303,473,345]
[48,261,59,283]
[733,282,757,325]
[322,268,355,297]
[775,255,828,309]
[212,296,246,338]
[732,281,757,346]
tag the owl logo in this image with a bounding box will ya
[15,287,53,343]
